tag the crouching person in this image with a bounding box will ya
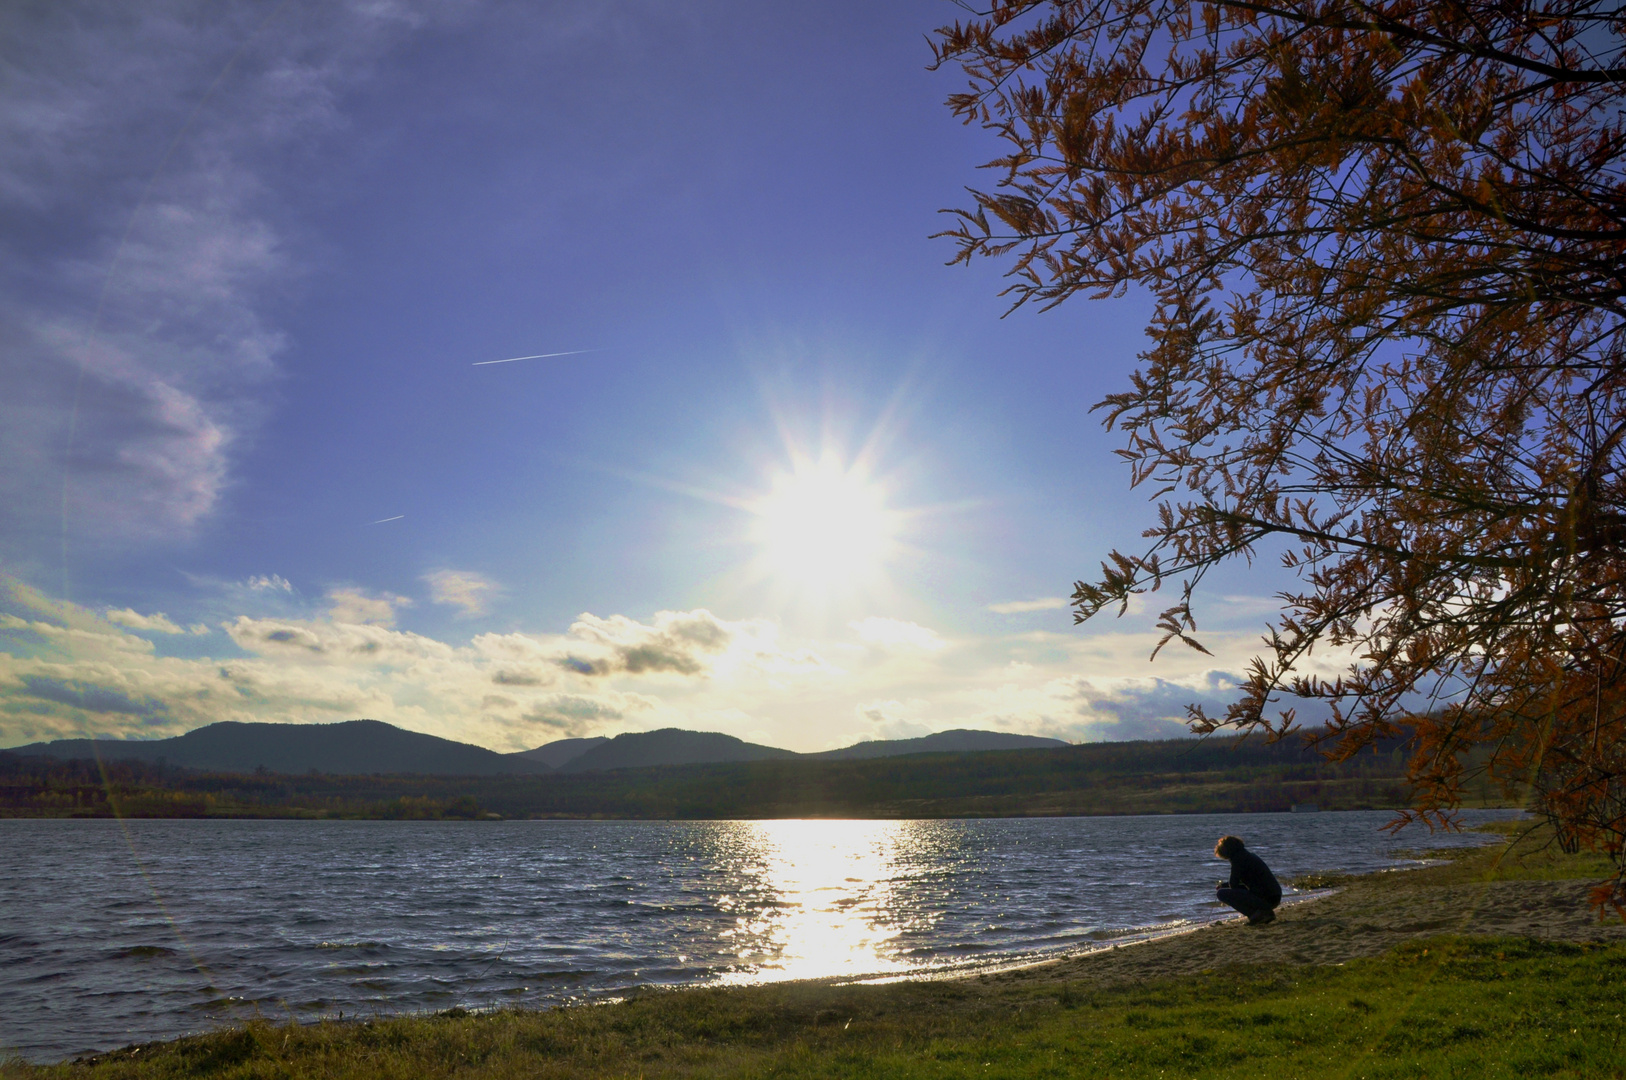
[1214,835,1282,925]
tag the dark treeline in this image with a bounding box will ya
[0,734,1486,819]
[0,753,490,819]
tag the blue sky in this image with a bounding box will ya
[0,0,1317,753]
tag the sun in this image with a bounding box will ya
[749,454,898,594]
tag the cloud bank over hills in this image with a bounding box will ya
[0,573,1312,754]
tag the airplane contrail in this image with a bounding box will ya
[472,348,599,366]
[370,515,404,524]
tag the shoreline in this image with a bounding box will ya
[962,832,1625,994]
[14,888,1359,1071]
[9,826,1524,1061]
[778,828,1522,994]
[9,824,1622,1076]
[842,887,1339,991]
[672,827,1616,1006]
[0,800,1525,822]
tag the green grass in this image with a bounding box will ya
[6,936,1622,1079]
[1424,817,1620,884]
[8,827,1619,1079]
[1289,814,1615,892]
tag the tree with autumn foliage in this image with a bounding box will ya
[932,0,1626,913]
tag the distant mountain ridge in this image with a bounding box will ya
[509,728,1066,772]
[9,721,1068,778]
[1,730,1417,821]
[806,729,1067,760]
[9,720,549,777]
[554,729,796,773]
[507,736,608,769]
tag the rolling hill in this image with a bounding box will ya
[555,728,798,772]
[0,730,1436,820]
[807,729,1067,759]
[8,719,550,777]
[507,736,608,769]
[10,721,1070,778]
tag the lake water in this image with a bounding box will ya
[1,811,1519,1062]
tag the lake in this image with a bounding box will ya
[1,810,1519,1062]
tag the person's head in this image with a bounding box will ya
[1214,835,1245,860]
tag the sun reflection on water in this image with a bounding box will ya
[716,819,921,984]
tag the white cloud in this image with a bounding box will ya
[104,608,186,634]
[522,690,659,737]
[854,699,931,741]
[0,573,1351,754]
[245,574,293,592]
[424,569,499,618]
[326,587,412,628]
[849,617,946,651]
[563,609,741,677]
[987,597,1068,614]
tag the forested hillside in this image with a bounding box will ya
[0,734,1498,819]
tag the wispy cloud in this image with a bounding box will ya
[0,2,436,553]
[850,617,946,651]
[854,698,932,741]
[245,574,293,592]
[522,690,657,737]
[987,597,1068,614]
[423,569,499,618]
[326,587,411,628]
[104,608,195,635]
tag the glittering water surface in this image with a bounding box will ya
[1,811,1518,1062]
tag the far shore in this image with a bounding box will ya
[3,734,1478,820]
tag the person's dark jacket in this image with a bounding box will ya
[1226,847,1283,907]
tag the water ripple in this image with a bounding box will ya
[0,811,1515,1062]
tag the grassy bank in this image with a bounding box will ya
[7,937,1620,1079]
[6,826,1621,1079]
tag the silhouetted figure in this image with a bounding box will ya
[1214,835,1282,925]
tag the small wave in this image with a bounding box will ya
[186,996,258,1012]
[4,809,1524,1063]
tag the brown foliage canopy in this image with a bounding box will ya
[932,0,1626,912]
